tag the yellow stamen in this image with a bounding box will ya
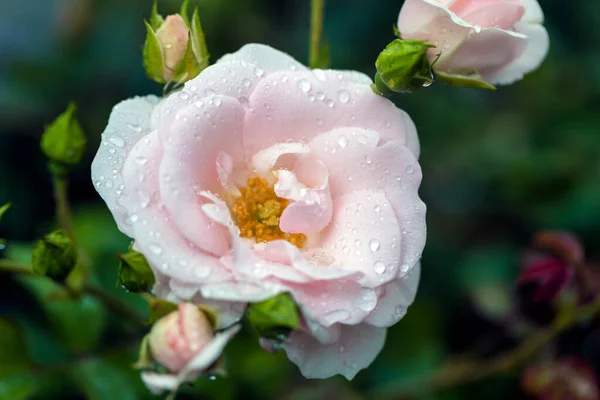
[230,177,306,248]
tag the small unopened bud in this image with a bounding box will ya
[117,244,155,293]
[32,230,77,281]
[373,39,434,95]
[156,15,189,81]
[40,103,86,170]
[148,303,214,372]
[143,2,209,85]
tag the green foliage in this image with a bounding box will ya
[0,202,10,222]
[40,102,86,167]
[70,358,143,400]
[18,276,107,353]
[143,20,167,84]
[246,293,299,339]
[0,371,40,400]
[0,318,30,368]
[32,230,77,282]
[117,244,155,293]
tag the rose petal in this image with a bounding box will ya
[158,95,246,256]
[91,95,160,235]
[365,263,421,327]
[217,43,309,74]
[243,69,419,158]
[484,22,549,85]
[121,131,232,285]
[284,323,386,380]
[461,3,525,30]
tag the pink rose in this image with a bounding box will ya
[143,303,239,392]
[398,0,549,85]
[92,44,426,379]
[155,15,190,81]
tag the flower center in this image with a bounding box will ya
[230,177,306,248]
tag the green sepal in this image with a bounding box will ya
[0,203,10,223]
[180,0,192,25]
[132,335,154,369]
[149,0,164,30]
[116,243,155,293]
[246,293,300,339]
[31,230,77,282]
[172,32,202,83]
[143,20,167,84]
[191,6,209,72]
[434,69,497,90]
[40,102,87,167]
[374,38,435,95]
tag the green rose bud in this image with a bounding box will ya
[373,38,435,95]
[40,102,86,170]
[32,230,77,282]
[247,293,300,339]
[117,244,155,293]
[143,0,209,84]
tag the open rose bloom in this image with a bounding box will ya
[92,44,426,379]
[398,0,549,85]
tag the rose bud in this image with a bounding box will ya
[142,303,239,394]
[32,230,77,282]
[143,2,209,84]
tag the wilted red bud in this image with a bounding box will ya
[533,231,584,266]
[522,357,599,400]
[518,254,574,303]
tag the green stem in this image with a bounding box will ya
[377,297,600,399]
[53,176,74,238]
[0,259,34,275]
[309,0,325,69]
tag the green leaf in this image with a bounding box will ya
[149,0,164,30]
[180,0,192,25]
[0,318,29,368]
[172,32,202,83]
[117,244,155,293]
[40,102,87,167]
[132,335,153,369]
[0,369,39,400]
[0,202,11,223]
[434,69,497,90]
[246,293,299,338]
[143,20,167,84]
[18,276,107,353]
[191,5,210,71]
[71,358,140,400]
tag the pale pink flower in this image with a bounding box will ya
[143,303,239,392]
[92,44,426,379]
[398,0,549,85]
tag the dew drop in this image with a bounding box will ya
[323,310,351,325]
[400,263,410,273]
[313,69,327,81]
[369,239,380,252]
[405,165,415,174]
[126,123,143,133]
[373,260,386,274]
[108,135,125,147]
[242,78,251,88]
[337,136,349,149]
[374,205,381,214]
[337,90,350,103]
[254,66,265,77]
[135,156,148,166]
[326,99,335,108]
[178,92,190,100]
[297,79,311,93]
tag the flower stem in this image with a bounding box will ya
[53,176,74,238]
[377,296,600,399]
[309,0,325,69]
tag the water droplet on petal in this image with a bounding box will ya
[135,156,148,166]
[374,205,381,214]
[323,309,351,325]
[337,136,349,148]
[373,260,386,274]
[108,136,125,147]
[313,69,327,81]
[369,239,380,252]
[297,79,311,93]
[242,78,251,88]
[405,165,415,174]
[149,243,163,255]
[338,90,350,103]
[254,66,265,77]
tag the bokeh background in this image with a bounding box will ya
[1,0,599,399]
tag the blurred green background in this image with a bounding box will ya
[1,0,599,399]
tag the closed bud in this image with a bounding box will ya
[117,244,155,293]
[32,230,77,282]
[143,1,209,84]
[373,39,434,95]
[40,103,86,170]
[148,303,214,372]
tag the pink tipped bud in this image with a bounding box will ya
[155,15,190,80]
[148,303,214,372]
